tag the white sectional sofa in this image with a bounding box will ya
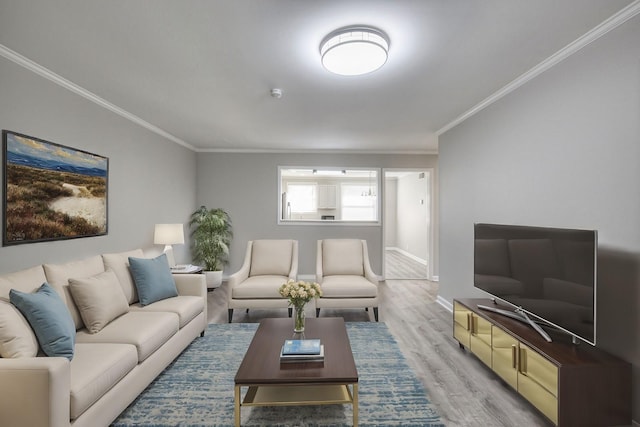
[0,248,207,427]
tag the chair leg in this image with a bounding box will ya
[373,307,379,322]
[228,309,233,323]
[288,307,292,317]
[316,308,320,318]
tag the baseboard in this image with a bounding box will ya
[386,247,427,265]
[436,295,453,312]
[431,275,439,282]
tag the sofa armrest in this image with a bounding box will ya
[0,357,70,427]
[173,274,207,333]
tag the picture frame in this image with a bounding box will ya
[2,130,109,246]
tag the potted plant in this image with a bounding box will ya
[189,206,232,288]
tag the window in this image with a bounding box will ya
[341,184,377,220]
[286,182,317,214]
[278,167,380,224]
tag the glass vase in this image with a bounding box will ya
[293,304,306,333]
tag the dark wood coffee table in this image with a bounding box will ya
[234,317,359,426]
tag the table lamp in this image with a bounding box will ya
[154,223,184,267]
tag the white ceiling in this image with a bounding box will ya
[0,1,636,153]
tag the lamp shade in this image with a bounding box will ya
[320,26,389,76]
[154,224,184,245]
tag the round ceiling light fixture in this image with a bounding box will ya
[320,26,389,76]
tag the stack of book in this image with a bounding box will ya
[280,339,324,363]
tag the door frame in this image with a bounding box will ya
[382,168,436,281]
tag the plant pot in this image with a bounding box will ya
[204,270,223,289]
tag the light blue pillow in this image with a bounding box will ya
[10,283,76,360]
[128,254,178,306]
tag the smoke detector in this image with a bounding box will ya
[271,88,283,99]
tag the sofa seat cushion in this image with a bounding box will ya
[129,296,203,328]
[76,311,178,362]
[70,343,137,420]
[320,276,378,298]
[232,275,288,299]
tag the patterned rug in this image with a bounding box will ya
[112,322,444,427]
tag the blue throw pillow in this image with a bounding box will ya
[10,283,76,360]
[128,253,178,306]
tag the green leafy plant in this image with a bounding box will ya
[189,206,232,271]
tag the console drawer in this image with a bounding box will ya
[518,370,558,425]
[519,344,558,397]
[492,327,518,388]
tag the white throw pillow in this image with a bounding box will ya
[0,300,38,358]
[69,270,129,334]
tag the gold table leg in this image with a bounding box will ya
[353,383,358,426]
[234,385,241,427]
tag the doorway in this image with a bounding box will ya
[383,169,432,280]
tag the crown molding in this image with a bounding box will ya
[0,43,196,151]
[195,147,438,155]
[436,0,640,136]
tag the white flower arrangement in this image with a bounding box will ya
[278,279,323,307]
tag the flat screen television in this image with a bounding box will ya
[474,223,597,345]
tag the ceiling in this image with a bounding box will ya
[0,1,635,153]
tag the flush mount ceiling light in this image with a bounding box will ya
[320,26,389,76]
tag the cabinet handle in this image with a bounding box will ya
[519,348,526,373]
[511,344,517,369]
[466,313,471,331]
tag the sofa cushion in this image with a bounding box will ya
[76,311,178,362]
[249,240,293,276]
[0,300,38,358]
[70,343,137,420]
[9,283,76,360]
[44,256,106,330]
[130,296,203,328]
[0,265,48,298]
[319,275,378,298]
[232,275,289,299]
[69,270,130,334]
[102,249,145,304]
[322,239,364,276]
[128,254,178,306]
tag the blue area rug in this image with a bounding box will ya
[112,322,444,426]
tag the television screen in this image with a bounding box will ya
[474,223,597,345]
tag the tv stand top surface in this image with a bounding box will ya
[456,298,626,366]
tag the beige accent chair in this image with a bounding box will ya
[227,239,298,322]
[316,239,379,321]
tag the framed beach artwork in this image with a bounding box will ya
[2,130,108,246]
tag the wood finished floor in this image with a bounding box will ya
[385,249,428,279]
[207,278,555,427]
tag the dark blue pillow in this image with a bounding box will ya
[128,254,178,306]
[10,283,76,360]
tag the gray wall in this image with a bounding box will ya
[197,153,437,277]
[396,172,430,261]
[0,56,197,273]
[439,15,640,422]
